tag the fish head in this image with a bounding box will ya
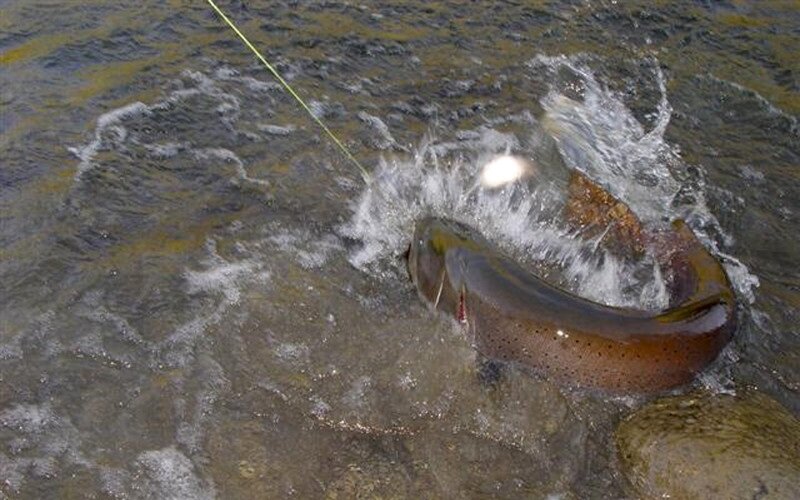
[408,218,448,301]
[408,218,482,307]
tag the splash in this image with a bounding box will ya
[534,54,680,222]
[343,54,758,309]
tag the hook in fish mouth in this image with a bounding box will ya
[433,267,446,308]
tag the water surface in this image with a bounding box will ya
[1,1,798,498]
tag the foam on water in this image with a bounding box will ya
[0,233,268,493]
[135,447,215,500]
[267,228,342,270]
[68,101,151,178]
[80,293,145,346]
[358,111,403,151]
[343,54,759,309]
[175,355,230,456]
[192,147,270,187]
[67,68,273,187]
[0,404,90,492]
[157,238,269,368]
[0,404,57,433]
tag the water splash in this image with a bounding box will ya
[344,54,758,309]
[534,54,680,222]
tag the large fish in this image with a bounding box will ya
[407,175,736,393]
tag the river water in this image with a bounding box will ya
[1,1,798,498]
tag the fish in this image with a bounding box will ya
[407,175,737,393]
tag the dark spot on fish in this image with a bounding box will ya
[477,358,503,385]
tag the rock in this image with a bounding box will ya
[615,391,800,499]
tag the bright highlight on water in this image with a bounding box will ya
[479,155,535,188]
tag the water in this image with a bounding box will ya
[1,1,798,498]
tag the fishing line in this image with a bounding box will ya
[205,0,371,183]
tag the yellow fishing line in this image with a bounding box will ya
[205,0,370,182]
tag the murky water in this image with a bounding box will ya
[1,1,798,498]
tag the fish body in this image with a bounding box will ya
[408,217,736,393]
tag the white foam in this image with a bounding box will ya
[98,466,130,498]
[719,253,760,304]
[274,342,310,365]
[80,292,145,346]
[342,376,372,409]
[185,250,262,305]
[358,111,401,150]
[739,165,765,182]
[68,102,150,178]
[215,65,281,93]
[192,148,270,187]
[145,141,187,159]
[0,404,91,491]
[0,336,23,360]
[158,239,269,368]
[69,68,269,186]
[175,355,230,455]
[0,404,56,433]
[310,395,331,418]
[136,447,215,500]
[0,454,30,492]
[258,123,296,136]
[267,230,342,269]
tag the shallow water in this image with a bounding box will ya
[1,1,798,498]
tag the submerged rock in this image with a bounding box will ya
[615,391,800,499]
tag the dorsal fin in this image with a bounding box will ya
[564,170,646,256]
[562,172,734,312]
